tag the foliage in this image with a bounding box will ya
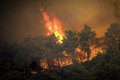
[0,23,120,80]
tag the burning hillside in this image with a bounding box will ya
[1,0,120,80]
[38,4,104,69]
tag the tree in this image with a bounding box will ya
[79,25,97,60]
[63,30,79,60]
[21,36,34,62]
[105,23,120,55]
[45,34,64,68]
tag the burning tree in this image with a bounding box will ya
[79,25,97,60]
[35,2,104,69]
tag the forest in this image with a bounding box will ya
[0,23,120,80]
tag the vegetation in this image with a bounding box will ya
[0,23,120,80]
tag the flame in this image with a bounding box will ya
[40,5,64,44]
[40,59,49,69]
[89,46,104,60]
[40,46,103,69]
[75,46,104,62]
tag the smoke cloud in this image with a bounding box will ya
[0,0,120,43]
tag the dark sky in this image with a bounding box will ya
[0,0,120,44]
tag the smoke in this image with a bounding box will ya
[113,0,120,21]
[39,0,120,36]
[0,0,120,43]
[0,0,45,43]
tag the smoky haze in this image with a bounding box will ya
[0,0,120,43]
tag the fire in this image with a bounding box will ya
[75,46,104,62]
[40,5,64,44]
[40,59,49,69]
[89,46,104,60]
[38,3,104,70]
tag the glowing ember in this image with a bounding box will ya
[31,70,37,75]
[40,5,64,44]
[58,58,73,67]
[40,59,49,69]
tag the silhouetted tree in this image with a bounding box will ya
[79,25,97,60]
[105,23,120,55]
[63,30,79,61]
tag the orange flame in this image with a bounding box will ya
[40,5,64,44]
[75,46,104,62]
